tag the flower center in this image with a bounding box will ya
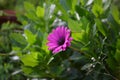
[58,37,65,45]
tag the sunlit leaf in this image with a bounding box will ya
[92,0,103,17]
[24,2,35,11]
[21,52,39,67]
[36,6,44,18]
[24,29,36,44]
[68,18,82,32]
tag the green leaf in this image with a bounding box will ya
[111,5,120,24]
[115,39,120,62]
[10,33,27,45]
[94,0,102,5]
[12,46,21,51]
[72,31,85,42]
[106,57,117,70]
[24,2,35,11]
[71,17,89,42]
[75,5,92,19]
[68,18,82,32]
[95,19,106,36]
[92,0,103,17]
[21,52,39,67]
[24,30,36,44]
[70,17,90,50]
[24,2,36,20]
[66,0,77,14]
[41,33,49,54]
[103,0,112,10]
[116,39,120,50]
[71,31,89,51]
[107,14,120,35]
[80,0,88,6]
[71,0,77,10]
[60,0,69,11]
[22,66,33,74]
[36,6,44,18]
[80,16,89,31]
[71,32,84,50]
[115,49,120,62]
[55,2,69,21]
[1,22,10,30]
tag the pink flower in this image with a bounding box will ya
[47,26,73,54]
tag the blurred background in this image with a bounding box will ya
[0,0,41,79]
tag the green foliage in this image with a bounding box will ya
[0,0,120,80]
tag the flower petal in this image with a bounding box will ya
[52,46,62,54]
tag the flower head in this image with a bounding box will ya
[47,26,73,54]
